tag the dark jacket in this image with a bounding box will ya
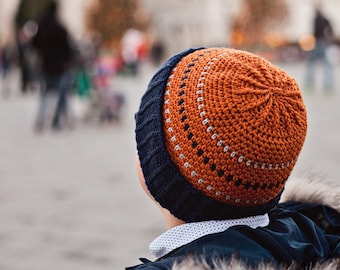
[314,12,333,41]
[127,178,340,269]
[33,11,72,75]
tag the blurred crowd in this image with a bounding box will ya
[0,1,165,133]
[0,1,339,134]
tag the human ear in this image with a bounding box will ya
[135,155,185,228]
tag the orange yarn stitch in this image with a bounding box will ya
[163,48,307,207]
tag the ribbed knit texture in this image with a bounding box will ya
[135,47,307,222]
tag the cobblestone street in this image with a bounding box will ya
[0,61,339,270]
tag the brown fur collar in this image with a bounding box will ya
[172,256,340,270]
[280,176,340,212]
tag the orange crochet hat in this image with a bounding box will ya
[135,47,307,222]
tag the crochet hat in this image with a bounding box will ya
[135,47,307,222]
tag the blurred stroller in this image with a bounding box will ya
[82,50,125,124]
[96,88,125,123]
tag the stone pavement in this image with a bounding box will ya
[0,61,339,270]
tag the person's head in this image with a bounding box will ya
[314,3,324,17]
[135,47,307,225]
[46,1,58,16]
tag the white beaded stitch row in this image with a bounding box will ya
[164,64,231,201]
[194,57,232,200]
[165,66,193,191]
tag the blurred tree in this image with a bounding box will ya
[15,0,53,27]
[230,0,288,49]
[87,0,149,48]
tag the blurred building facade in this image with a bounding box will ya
[140,0,238,55]
[1,0,340,51]
[141,0,340,55]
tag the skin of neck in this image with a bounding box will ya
[136,156,185,229]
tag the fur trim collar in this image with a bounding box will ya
[280,176,340,212]
[171,256,340,270]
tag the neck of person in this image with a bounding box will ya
[160,207,185,229]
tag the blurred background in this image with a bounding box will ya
[0,0,339,269]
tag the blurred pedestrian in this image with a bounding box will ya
[304,6,334,93]
[150,39,165,66]
[33,1,73,131]
[0,43,18,98]
[0,45,10,97]
[121,28,145,76]
[128,47,340,269]
[16,21,38,94]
